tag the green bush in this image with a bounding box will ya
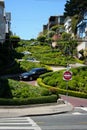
[0,95,57,105]
[0,78,54,99]
[8,79,51,98]
[41,66,87,94]
[0,78,58,105]
[37,77,87,99]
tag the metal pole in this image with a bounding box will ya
[65,62,69,103]
[66,80,68,103]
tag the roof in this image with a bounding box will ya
[52,34,61,41]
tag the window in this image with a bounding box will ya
[0,7,3,15]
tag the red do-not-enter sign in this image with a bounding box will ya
[63,71,72,81]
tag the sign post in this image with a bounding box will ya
[63,70,72,102]
[63,71,72,81]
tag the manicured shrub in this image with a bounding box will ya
[0,95,57,105]
[38,66,87,98]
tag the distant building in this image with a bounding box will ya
[48,16,58,30]
[58,15,65,25]
[43,24,48,31]
[43,15,65,32]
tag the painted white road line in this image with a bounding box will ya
[72,112,82,115]
[80,107,87,111]
[0,117,41,130]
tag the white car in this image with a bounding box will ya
[21,51,31,55]
[30,42,39,46]
[17,59,24,61]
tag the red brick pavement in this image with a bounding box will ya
[26,80,36,86]
[61,95,87,107]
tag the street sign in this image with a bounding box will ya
[63,71,72,81]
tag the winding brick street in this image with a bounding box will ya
[60,95,87,107]
[28,65,87,107]
[28,80,87,107]
[2,64,87,108]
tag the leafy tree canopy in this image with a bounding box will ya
[51,25,64,34]
[10,35,20,48]
[61,32,71,41]
[10,35,20,42]
[64,0,87,17]
[71,15,79,34]
[37,35,46,42]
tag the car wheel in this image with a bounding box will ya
[29,76,33,81]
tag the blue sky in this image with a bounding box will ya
[5,0,66,40]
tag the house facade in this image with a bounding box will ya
[0,0,11,44]
[0,0,5,43]
[5,12,11,34]
[48,16,58,30]
[58,15,65,25]
[64,16,72,34]
[77,11,87,39]
[77,11,87,58]
[77,41,87,58]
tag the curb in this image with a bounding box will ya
[0,102,74,117]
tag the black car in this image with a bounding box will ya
[19,68,52,81]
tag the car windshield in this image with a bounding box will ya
[27,58,34,60]
[29,69,36,74]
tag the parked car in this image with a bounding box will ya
[19,68,52,81]
[17,59,24,62]
[30,41,39,46]
[26,57,40,63]
[21,51,31,55]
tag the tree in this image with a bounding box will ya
[10,35,20,48]
[84,48,87,57]
[47,30,55,38]
[71,15,79,34]
[61,32,71,41]
[84,48,87,64]
[37,35,46,42]
[51,25,64,34]
[64,0,87,17]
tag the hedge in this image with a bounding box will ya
[37,78,87,99]
[0,95,57,106]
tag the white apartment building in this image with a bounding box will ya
[5,12,11,34]
[0,0,5,43]
[64,16,72,34]
[0,0,11,43]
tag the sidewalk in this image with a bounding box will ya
[0,101,73,117]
